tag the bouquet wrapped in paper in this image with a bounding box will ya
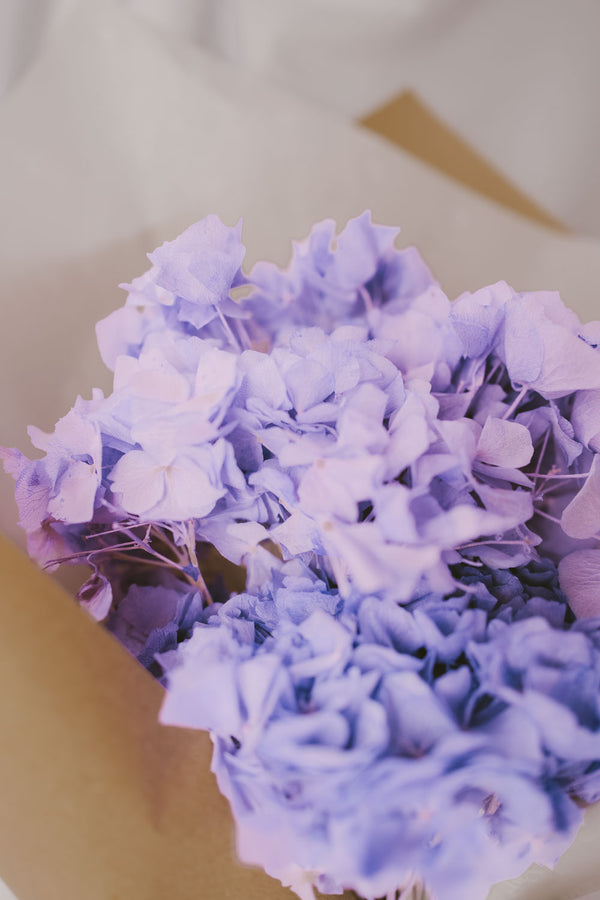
[4,212,600,900]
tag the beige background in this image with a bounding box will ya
[1,3,600,899]
[3,0,600,236]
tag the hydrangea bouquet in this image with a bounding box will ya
[4,213,600,900]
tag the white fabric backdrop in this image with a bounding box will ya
[1,3,600,899]
[2,0,600,234]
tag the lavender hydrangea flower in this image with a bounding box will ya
[107,581,204,674]
[246,212,404,340]
[4,212,600,900]
[159,558,598,900]
[148,215,248,330]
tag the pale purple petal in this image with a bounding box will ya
[450,282,512,358]
[559,549,600,618]
[561,454,600,539]
[76,569,113,621]
[108,449,166,514]
[476,417,534,468]
[149,215,245,328]
[572,388,600,452]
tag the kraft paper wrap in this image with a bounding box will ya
[0,535,293,900]
[360,93,565,234]
[2,8,600,899]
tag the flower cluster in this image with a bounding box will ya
[4,212,600,900]
[160,558,600,900]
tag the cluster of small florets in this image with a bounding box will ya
[4,213,600,900]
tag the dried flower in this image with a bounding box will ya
[4,213,600,900]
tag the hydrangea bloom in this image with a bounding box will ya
[159,557,600,900]
[3,213,600,900]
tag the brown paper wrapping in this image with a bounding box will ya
[1,94,595,900]
[0,535,294,899]
[361,92,566,232]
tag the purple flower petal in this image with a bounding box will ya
[76,568,113,621]
[572,388,600,451]
[476,417,533,468]
[561,454,600,539]
[559,549,600,618]
[149,215,245,329]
